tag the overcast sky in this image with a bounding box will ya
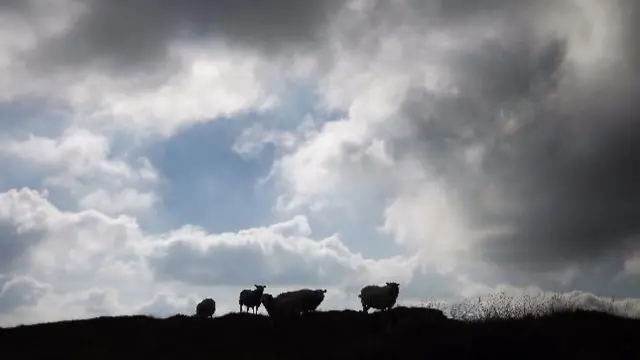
[1,0,639,326]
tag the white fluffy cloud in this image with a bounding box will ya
[1,1,288,143]
[76,43,282,138]
[0,127,158,215]
[0,187,422,326]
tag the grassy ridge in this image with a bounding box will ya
[1,306,637,359]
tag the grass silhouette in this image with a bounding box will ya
[0,293,637,359]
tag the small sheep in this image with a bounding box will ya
[358,282,400,313]
[195,298,216,318]
[276,288,327,313]
[239,284,267,314]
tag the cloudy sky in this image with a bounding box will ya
[1,0,639,326]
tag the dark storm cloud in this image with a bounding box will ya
[28,0,346,72]
[0,0,32,11]
[390,0,640,271]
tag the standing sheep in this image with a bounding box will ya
[358,282,400,312]
[239,284,267,314]
[195,298,216,318]
[276,289,327,313]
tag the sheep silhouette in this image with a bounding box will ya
[195,298,216,318]
[239,284,267,314]
[359,282,400,312]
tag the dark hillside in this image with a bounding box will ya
[0,307,637,359]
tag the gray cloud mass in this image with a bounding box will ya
[388,0,640,271]
[24,0,345,73]
[28,0,637,273]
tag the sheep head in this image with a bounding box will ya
[385,282,400,298]
[385,282,400,289]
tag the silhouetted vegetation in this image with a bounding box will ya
[424,290,638,321]
[1,293,637,359]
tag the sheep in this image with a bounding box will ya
[195,298,216,318]
[276,288,327,313]
[358,282,400,313]
[260,289,328,325]
[260,293,303,324]
[238,284,267,314]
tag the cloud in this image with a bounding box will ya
[0,128,155,182]
[387,0,640,271]
[28,0,344,73]
[232,123,300,159]
[78,46,282,138]
[1,1,291,140]
[137,292,199,318]
[265,0,640,278]
[0,188,57,273]
[1,186,639,326]
[0,187,419,325]
[0,276,51,313]
[0,128,158,214]
[77,188,157,216]
[624,252,640,275]
[147,215,416,287]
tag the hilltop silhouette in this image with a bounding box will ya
[0,306,637,359]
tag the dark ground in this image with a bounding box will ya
[0,307,637,359]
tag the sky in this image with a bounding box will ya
[0,0,639,326]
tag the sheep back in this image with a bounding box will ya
[275,288,327,313]
[195,298,216,318]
